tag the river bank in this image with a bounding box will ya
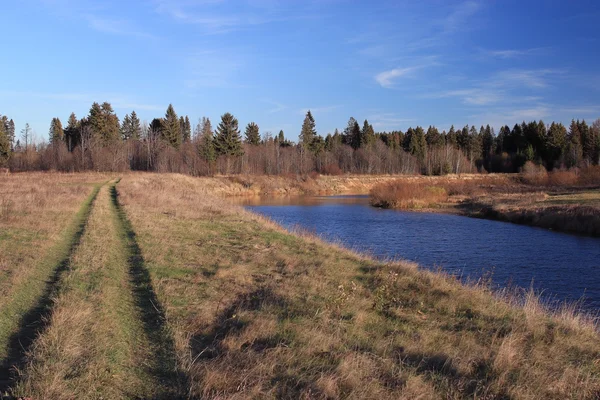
[368,174,600,237]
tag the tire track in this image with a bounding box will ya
[109,181,190,398]
[0,182,104,394]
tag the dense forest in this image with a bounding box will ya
[1,102,599,176]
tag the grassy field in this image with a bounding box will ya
[370,173,600,236]
[1,172,600,399]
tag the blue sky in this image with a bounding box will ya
[1,0,599,142]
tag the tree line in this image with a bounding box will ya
[1,102,599,175]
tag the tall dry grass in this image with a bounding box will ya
[116,172,600,399]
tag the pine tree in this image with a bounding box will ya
[49,117,64,144]
[121,114,132,141]
[425,126,442,148]
[343,117,361,150]
[244,122,260,145]
[0,117,10,165]
[360,119,375,148]
[163,104,182,148]
[409,126,427,164]
[130,111,141,140]
[183,116,191,143]
[446,125,458,148]
[198,117,216,164]
[88,102,120,144]
[545,122,567,168]
[64,112,80,151]
[565,120,583,168]
[300,110,317,151]
[214,113,243,157]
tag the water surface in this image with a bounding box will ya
[240,195,600,310]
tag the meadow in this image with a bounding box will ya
[0,172,599,399]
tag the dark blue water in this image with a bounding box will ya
[242,195,600,310]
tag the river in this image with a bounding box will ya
[240,195,600,311]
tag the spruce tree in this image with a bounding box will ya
[244,122,260,145]
[361,119,375,148]
[214,112,243,157]
[121,114,132,140]
[88,102,120,144]
[545,122,567,168]
[163,104,182,148]
[130,111,141,140]
[199,117,216,164]
[49,117,64,144]
[64,112,80,151]
[183,116,191,143]
[300,111,317,151]
[0,117,10,165]
[409,126,427,164]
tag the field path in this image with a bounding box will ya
[0,182,103,392]
[6,180,188,399]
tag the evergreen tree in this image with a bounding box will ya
[409,126,427,164]
[300,110,317,151]
[446,125,458,148]
[198,117,216,164]
[163,104,182,148]
[64,112,80,151]
[121,114,132,141]
[343,117,361,149]
[482,125,494,159]
[425,126,442,148]
[566,120,583,167]
[183,116,191,143]
[49,117,64,144]
[88,102,120,144]
[545,122,567,168]
[0,117,10,164]
[244,122,261,145]
[130,111,141,140]
[214,112,243,157]
[360,119,376,148]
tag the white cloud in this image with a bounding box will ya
[375,67,419,88]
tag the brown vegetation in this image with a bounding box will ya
[1,172,599,399]
[370,168,600,236]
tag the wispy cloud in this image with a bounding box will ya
[87,16,154,38]
[441,1,481,33]
[482,47,549,59]
[154,0,310,34]
[260,99,287,114]
[375,67,419,88]
[367,113,415,129]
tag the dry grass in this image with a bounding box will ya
[369,173,600,236]
[1,171,599,398]
[0,173,108,368]
[11,181,185,399]
[114,172,600,399]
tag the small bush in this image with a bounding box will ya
[547,169,578,186]
[370,181,448,209]
[308,170,320,180]
[521,161,548,186]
